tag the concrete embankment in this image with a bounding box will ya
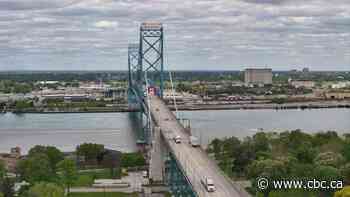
[173,101,350,111]
[3,101,350,113]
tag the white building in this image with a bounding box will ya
[290,80,315,89]
[331,81,350,89]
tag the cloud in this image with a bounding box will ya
[0,0,82,11]
[93,20,119,28]
[0,0,349,70]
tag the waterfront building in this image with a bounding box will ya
[0,147,22,172]
[290,80,315,89]
[325,91,350,100]
[244,68,273,85]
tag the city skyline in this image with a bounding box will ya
[0,0,349,71]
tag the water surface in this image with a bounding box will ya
[0,108,349,153]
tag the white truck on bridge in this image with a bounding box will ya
[190,136,200,147]
[201,176,216,192]
[173,135,182,144]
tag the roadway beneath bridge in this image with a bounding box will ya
[149,96,250,197]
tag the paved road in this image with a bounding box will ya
[149,96,250,197]
[70,172,145,193]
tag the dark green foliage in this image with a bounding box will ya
[341,142,350,162]
[209,130,350,197]
[76,143,104,162]
[57,159,78,193]
[17,154,54,184]
[28,182,64,197]
[0,177,15,197]
[271,97,287,104]
[120,152,146,168]
[14,101,33,111]
[28,145,64,172]
[0,80,32,94]
[291,142,316,163]
[0,161,5,181]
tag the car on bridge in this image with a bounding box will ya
[173,135,181,144]
[189,136,200,147]
[201,176,216,192]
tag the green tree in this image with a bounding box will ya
[292,142,317,163]
[283,130,313,151]
[253,132,270,153]
[236,137,257,172]
[313,131,340,147]
[0,161,5,181]
[176,82,191,92]
[334,186,350,197]
[76,143,104,161]
[340,163,350,184]
[121,152,146,168]
[248,158,288,197]
[28,183,64,197]
[28,145,64,172]
[57,159,77,193]
[314,166,342,196]
[0,177,14,197]
[208,138,222,159]
[342,142,350,162]
[0,192,3,197]
[315,152,345,168]
[14,100,33,111]
[17,154,54,184]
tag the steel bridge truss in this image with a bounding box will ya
[139,22,164,98]
[127,22,165,144]
[166,152,198,197]
[127,43,149,144]
[127,22,196,196]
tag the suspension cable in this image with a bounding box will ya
[169,70,179,119]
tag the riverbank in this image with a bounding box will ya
[3,100,350,113]
[175,100,350,111]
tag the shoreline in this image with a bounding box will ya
[2,100,350,114]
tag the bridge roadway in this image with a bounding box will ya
[149,96,250,197]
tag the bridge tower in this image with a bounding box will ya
[127,43,148,144]
[128,43,141,92]
[139,22,165,98]
[128,22,198,197]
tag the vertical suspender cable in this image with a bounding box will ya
[145,71,153,142]
[169,70,179,119]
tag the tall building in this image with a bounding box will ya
[302,67,310,73]
[244,68,273,85]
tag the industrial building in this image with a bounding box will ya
[290,80,315,89]
[244,68,273,85]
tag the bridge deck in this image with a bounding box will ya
[149,96,250,197]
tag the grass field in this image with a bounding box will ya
[73,169,119,187]
[68,192,138,197]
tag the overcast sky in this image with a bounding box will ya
[0,0,349,71]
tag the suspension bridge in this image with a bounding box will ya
[127,22,250,197]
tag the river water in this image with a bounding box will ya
[0,108,349,154]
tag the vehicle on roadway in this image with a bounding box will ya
[142,170,148,178]
[189,136,200,147]
[173,135,181,144]
[201,176,216,192]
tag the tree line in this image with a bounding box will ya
[0,143,145,197]
[207,130,350,197]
